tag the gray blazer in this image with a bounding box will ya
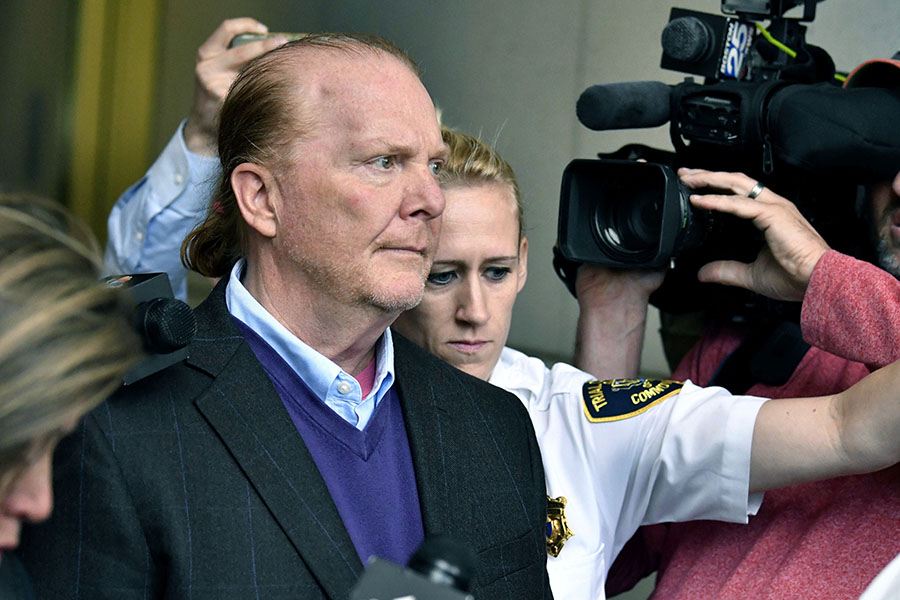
[20,280,551,599]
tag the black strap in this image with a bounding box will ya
[709,321,810,394]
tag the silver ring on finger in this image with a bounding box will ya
[747,181,765,199]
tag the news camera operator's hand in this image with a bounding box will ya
[183,18,289,155]
[679,168,830,302]
[574,265,665,379]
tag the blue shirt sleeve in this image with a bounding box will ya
[104,120,222,301]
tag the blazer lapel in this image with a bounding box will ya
[392,335,456,537]
[188,282,362,599]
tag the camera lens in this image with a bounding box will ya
[591,177,664,263]
[558,159,705,269]
[592,163,665,264]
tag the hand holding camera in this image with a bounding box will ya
[680,168,830,302]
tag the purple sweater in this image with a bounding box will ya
[236,319,425,565]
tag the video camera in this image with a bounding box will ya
[555,0,900,314]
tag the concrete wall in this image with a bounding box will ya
[318,0,899,375]
[150,1,898,377]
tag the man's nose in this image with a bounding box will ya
[401,165,445,220]
[3,454,54,524]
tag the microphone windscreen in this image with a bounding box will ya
[662,16,714,63]
[139,298,197,353]
[577,81,672,131]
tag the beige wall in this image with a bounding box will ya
[149,1,898,379]
[310,0,899,376]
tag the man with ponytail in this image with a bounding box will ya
[21,33,550,600]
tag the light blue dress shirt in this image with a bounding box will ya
[104,120,221,301]
[225,259,395,430]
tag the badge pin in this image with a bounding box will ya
[546,495,574,557]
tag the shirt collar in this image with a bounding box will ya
[224,259,395,405]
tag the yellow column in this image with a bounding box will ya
[69,0,161,239]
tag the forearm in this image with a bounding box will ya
[575,298,648,379]
[749,359,900,492]
[574,267,660,379]
[104,121,220,301]
[836,359,900,472]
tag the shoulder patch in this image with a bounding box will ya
[582,378,683,423]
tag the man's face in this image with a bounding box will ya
[393,182,527,380]
[871,170,900,278]
[270,52,447,314]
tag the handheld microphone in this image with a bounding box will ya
[104,273,197,384]
[576,81,671,131]
[133,296,195,354]
[350,536,477,600]
[660,7,756,80]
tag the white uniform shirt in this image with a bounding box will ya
[490,347,766,600]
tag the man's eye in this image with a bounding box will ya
[484,267,511,282]
[429,160,443,176]
[427,271,457,286]
[373,156,397,170]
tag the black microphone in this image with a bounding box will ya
[350,536,477,600]
[576,81,671,131]
[662,15,716,64]
[660,8,756,80]
[134,297,196,354]
[104,273,197,384]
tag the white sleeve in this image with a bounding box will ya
[540,372,766,563]
[103,120,221,301]
[636,381,766,525]
[597,380,765,561]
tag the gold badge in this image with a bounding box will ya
[546,496,573,557]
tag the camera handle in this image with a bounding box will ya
[552,245,582,299]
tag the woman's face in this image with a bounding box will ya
[0,441,56,555]
[394,181,527,380]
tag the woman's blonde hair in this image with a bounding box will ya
[440,127,525,240]
[0,194,142,493]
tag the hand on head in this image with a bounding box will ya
[679,167,830,302]
[183,18,290,155]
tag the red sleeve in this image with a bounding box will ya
[801,250,900,369]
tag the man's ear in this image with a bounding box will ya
[517,236,529,293]
[231,162,278,238]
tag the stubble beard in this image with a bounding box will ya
[875,237,900,279]
[364,275,426,313]
[874,202,900,280]
[291,250,429,314]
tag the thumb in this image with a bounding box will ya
[697,260,753,290]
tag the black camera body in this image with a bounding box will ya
[557,157,765,314]
[559,160,705,269]
[557,0,900,315]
